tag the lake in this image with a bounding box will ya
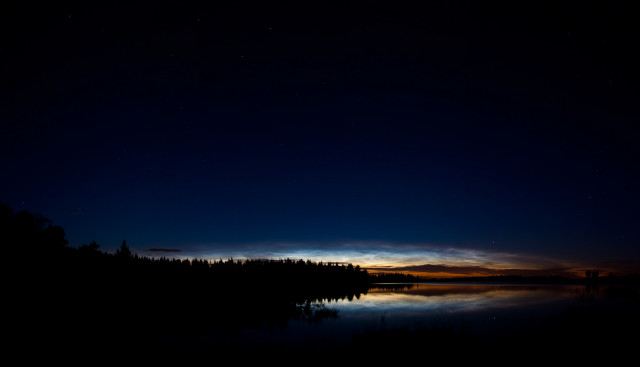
[25,279,638,363]
[182,281,639,359]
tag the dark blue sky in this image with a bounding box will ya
[2,1,638,276]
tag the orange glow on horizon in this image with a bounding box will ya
[368,269,493,279]
[366,268,595,279]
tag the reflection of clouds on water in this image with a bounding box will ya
[335,285,574,323]
[324,284,589,336]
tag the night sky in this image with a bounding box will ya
[2,1,638,277]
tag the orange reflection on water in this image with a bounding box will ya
[338,283,575,316]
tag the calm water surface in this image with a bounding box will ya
[215,282,638,350]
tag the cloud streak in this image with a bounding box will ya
[147,248,183,253]
[142,240,593,277]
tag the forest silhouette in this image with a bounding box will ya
[2,203,380,353]
[5,202,639,360]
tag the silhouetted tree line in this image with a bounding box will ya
[1,202,369,287]
[63,241,372,297]
[2,203,372,352]
[585,270,599,279]
[6,203,639,355]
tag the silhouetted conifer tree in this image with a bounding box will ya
[116,240,132,258]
